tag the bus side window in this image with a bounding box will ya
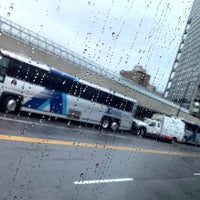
[0,67,6,82]
[0,57,9,82]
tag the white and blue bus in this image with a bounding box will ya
[0,49,137,131]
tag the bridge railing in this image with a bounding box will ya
[0,15,188,114]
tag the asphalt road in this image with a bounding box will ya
[0,112,200,200]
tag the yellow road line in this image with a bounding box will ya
[0,134,199,157]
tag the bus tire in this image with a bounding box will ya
[110,121,119,132]
[1,96,18,113]
[101,117,110,129]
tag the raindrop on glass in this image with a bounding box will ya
[95,163,99,167]
[9,4,14,11]
[57,6,60,12]
[112,32,115,38]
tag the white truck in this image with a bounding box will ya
[144,114,185,143]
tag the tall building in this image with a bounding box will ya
[120,65,150,87]
[164,0,200,115]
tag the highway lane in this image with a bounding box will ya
[0,112,199,154]
[0,113,200,200]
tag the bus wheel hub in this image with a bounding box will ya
[7,99,17,111]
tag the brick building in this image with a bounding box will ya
[120,65,150,88]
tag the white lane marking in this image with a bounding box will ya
[193,173,200,176]
[0,116,70,130]
[74,178,134,185]
[0,116,36,125]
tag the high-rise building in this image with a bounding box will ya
[164,0,200,115]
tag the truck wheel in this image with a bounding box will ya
[136,129,140,135]
[1,96,18,113]
[171,137,176,144]
[101,118,110,129]
[138,128,146,136]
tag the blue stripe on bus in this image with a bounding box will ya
[50,91,62,114]
[23,90,68,115]
[62,93,67,115]
[38,99,50,110]
[50,68,79,82]
[23,97,48,109]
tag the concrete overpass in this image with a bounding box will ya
[0,16,200,124]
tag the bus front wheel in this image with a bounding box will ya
[1,96,18,113]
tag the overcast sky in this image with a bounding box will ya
[0,0,194,92]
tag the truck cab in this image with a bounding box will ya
[145,119,162,137]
